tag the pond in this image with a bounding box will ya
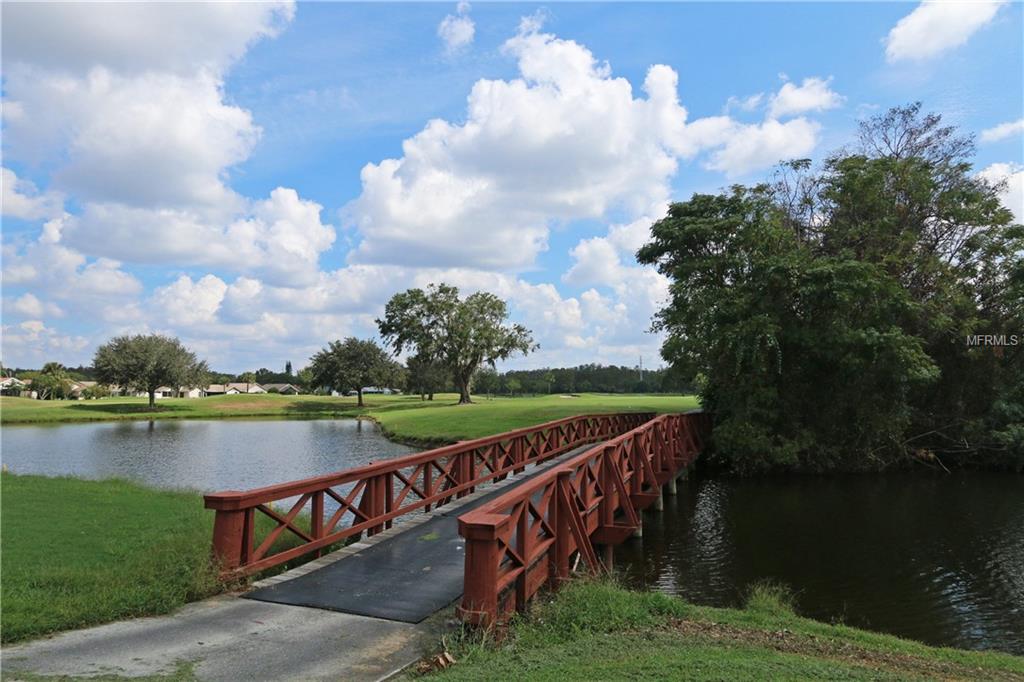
[3,420,1021,654]
[614,472,1024,655]
[0,418,416,493]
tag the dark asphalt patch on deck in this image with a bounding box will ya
[243,444,595,623]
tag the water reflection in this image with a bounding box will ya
[1,419,416,493]
[614,472,1024,654]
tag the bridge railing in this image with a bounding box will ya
[457,411,710,627]
[204,412,654,577]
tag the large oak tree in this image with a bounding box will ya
[308,337,404,407]
[93,335,208,408]
[378,284,536,404]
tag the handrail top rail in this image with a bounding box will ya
[203,411,656,511]
[458,412,680,527]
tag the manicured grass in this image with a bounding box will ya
[0,474,320,644]
[414,580,1024,681]
[0,392,700,444]
[369,393,700,444]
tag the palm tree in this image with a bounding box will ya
[36,362,70,400]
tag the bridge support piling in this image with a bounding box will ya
[631,518,643,538]
[665,477,677,496]
[653,489,664,511]
[676,466,689,482]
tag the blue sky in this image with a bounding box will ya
[2,1,1022,373]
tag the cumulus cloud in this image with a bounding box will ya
[1,320,89,366]
[885,1,1006,63]
[438,1,475,55]
[706,117,820,177]
[978,162,1024,223]
[63,188,335,285]
[346,22,822,270]
[4,293,64,319]
[768,77,844,119]
[1,167,63,220]
[980,118,1024,143]
[1,1,293,76]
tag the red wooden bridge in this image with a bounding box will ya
[204,411,710,627]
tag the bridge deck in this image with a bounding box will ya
[243,443,596,623]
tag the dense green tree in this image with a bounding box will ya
[639,104,1021,473]
[474,366,500,399]
[93,335,208,408]
[285,361,293,377]
[378,283,535,404]
[406,353,448,401]
[308,338,403,407]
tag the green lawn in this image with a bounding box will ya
[0,474,220,643]
[0,392,699,437]
[0,474,326,644]
[369,393,700,444]
[415,580,1024,681]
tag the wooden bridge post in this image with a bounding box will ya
[210,508,251,571]
[459,513,511,628]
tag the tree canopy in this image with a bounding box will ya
[308,337,404,407]
[639,103,1023,474]
[93,335,208,408]
[377,283,536,404]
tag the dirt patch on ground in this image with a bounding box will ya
[669,618,1023,681]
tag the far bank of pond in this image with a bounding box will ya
[1,409,1021,657]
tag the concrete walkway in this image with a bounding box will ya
[1,443,599,681]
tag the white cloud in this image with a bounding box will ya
[4,293,64,319]
[1,320,89,367]
[885,1,1007,63]
[2,215,144,315]
[706,117,820,177]
[978,162,1024,223]
[4,67,259,209]
[726,93,765,113]
[980,119,1024,143]
[346,23,803,269]
[438,2,475,55]
[768,77,844,119]
[150,275,228,327]
[563,237,625,286]
[1,2,293,76]
[64,188,335,286]
[1,167,63,220]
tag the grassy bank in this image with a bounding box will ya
[0,474,219,643]
[0,474,322,644]
[415,580,1024,681]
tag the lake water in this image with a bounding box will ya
[614,473,1024,655]
[0,419,416,492]
[2,420,1022,654]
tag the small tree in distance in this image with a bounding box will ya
[93,335,208,409]
[308,337,403,407]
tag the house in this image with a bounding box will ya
[67,380,98,398]
[225,383,267,394]
[205,384,227,395]
[0,377,27,395]
[261,383,301,395]
[179,386,206,398]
